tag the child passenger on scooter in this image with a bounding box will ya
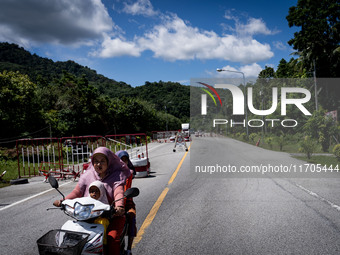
[89,180,109,204]
[88,181,110,246]
[116,150,137,255]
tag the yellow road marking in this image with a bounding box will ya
[132,187,169,246]
[168,144,191,184]
[132,142,192,248]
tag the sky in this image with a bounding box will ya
[0,0,300,87]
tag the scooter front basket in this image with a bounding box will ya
[37,229,89,255]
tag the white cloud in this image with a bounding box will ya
[216,63,263,78]
[0,24,31,48]
[223,10,279,36]
[122,0,158,17]
[94,14,274,63]
[136,15,273,63]
[137,15,219,61]
[224,9,239,21]
[273,41,287,50]
[93,35,141,57]
[176,79,190,85]
[240,63,263,77]
[0,0,114,47]
[236,18,279,36]
[92,5,276,63]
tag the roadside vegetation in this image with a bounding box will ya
[0,149,19,188]
[227,130,340,171]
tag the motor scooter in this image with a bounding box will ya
[37,176,139,255]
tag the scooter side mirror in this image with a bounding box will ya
[48,176,65,200]
[124,187,139,198]
[48,176,59,189]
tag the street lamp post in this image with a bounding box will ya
[313,59,318,111]
[219,96,228,136]
[216,68,248,137]
[165,105,168,132]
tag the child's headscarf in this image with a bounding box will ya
[89,180,109,204]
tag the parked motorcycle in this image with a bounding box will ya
[37,176,139,255]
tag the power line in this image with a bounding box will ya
[0,126,50,143]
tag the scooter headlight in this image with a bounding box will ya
[64,204,74,216]
[74,202,94,220]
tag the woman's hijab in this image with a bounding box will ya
[78,147,131,201]
[116,150,136,175]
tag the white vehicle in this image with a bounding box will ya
[131,157,150,178]
[181,123,190,135]
[181,123,191,142]
[169,136,176,142]
[37,176,139,255]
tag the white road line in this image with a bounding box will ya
[0,181,71,212]
[148,143,166,152]
[296,184,340,212]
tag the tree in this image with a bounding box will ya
[286,0,340,77]
[333,144,340,161]
[299,136,317,159]
[0,71,44,140]
[37,72,106,136]
[303,108,337,152]
[258,66,275,79]
[0,43,188,138]
[275,59,289,78]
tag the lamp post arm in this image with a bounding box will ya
[216,68,248,137]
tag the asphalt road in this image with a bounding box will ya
[1,137,340,254]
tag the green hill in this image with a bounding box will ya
[0,42,191,143]
[0,42,189,123]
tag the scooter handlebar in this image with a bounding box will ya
[46,206,64,211]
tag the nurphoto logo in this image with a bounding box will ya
[197,79,312,128]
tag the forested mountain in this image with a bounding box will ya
[0,43,190,119]
[134,81,190,123]
[0,42,135,96]
[0,42,189,142]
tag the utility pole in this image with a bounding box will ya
[313,59,318,111]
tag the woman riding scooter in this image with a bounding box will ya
[53,147,131,255]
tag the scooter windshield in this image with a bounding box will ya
[73,203,94,220]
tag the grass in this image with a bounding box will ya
[0,159,21,188]
[293,155,340,168]
[259,142,301,153]
[230,134,340,174]
[235,135,330,154]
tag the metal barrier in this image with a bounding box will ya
[16,134,150,179]
[152,130,178,142]
[60,135,104,167]
[16,138,61,178]
[58,136,105,180]
[105,133,148,160]
[105,134,150,177]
